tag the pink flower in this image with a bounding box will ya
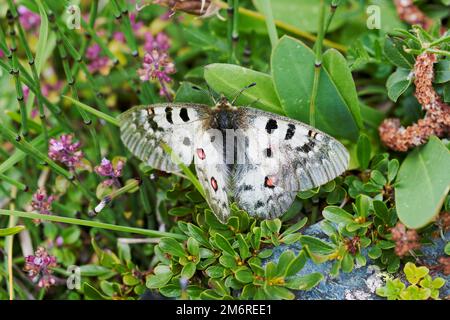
[138,50,176,97]
[86,44,110,74]
[130,12,144,32]
[24,247,58,288]
[113,31,126,43]
[48,134,84,169]
[95,158,125,186]
[0,49,4,58]
[31,189,55,216]
[18,5,41,31]
[144,32,170,53]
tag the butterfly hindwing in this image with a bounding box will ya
[119,103,209,172]
[233,106,349,219]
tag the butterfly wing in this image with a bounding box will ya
[193,128,232,223]
[233,106,349,219]
[119,103,209,172]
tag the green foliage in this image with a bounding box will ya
[376,262,446,300]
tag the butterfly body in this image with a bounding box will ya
[120,99,349,222]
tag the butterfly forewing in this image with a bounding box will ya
[119,103,209,172]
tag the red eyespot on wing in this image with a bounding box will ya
[210,177,218,192]
[264,176,276,189]
[196,148,206,160]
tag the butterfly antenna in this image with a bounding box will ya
[192,84,217,105]
[231,82,256,105]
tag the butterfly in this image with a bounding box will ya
[119,94,349,223]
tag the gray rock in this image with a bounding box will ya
[269,223,449,300]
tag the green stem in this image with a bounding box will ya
[63,96,119,127]
[114,0,139,57]
[257,0,278,49]
[309,0,326,127]
[0,209,187,240]
[0,173,28,191]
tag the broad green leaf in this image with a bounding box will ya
[281,217,307,237]
[272,36,359,141]
[174,81,214,105]
[322,49,363,129]
[388,159,400,183]
[0,225,25,236]
[322,206,354,225]
[386,68,413,102]
[123,274,140,286]
[435,61,450,84]
[253,0,354,33]
[187,223,210,248]
[445,242,450,255]
[285,250,307,277]
[237,234,251,260]
[404,262,429,285]
[285,272,323,290]
[384,37,414,70]
[187,237,200,257]
[160,284,182,298]
[79,265,112,277]
[204,63,282,114]
[356,133,371,170]
[373,200,389,222]
[159,238,187,257]
[206,265,227,278]
[341,253,354,273]
[395,137,450,229]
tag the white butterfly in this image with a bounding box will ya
[119,96,349,223]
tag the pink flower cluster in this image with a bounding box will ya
[31,189,55,216]
[48,134,84,169]
[18,5,41,31]
[95,158,125,186]
[24,247,58,288]
[86,44,110,74]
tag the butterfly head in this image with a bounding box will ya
[214,95,235,110]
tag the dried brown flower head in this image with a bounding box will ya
[393,0,433,29]
[379,53,450,152]
[390,222,421,257]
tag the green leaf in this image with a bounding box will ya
[341,253,354,273]
[168,207,192,217]
[263,284,295,300]
[285,272,323,290]
[322,206,354,225]
[253,0,351,33]
[159,238,187,257]
[373,200,389,222]
[219,254,237,269]
[272,36,359,141]
[146,265,173,288]
[322,49,363,130]
[357,133,371,170]
[354,194,371,218]
[257,249,273,259]
[79,265,112,277]
[214,233,237,257]
[368,246,382,259]
[123,274,140,286]
[204,63,282,114]
[388,159,400,183]
[281,217,307,237]
[276,250,295,276]
[404,262,429,285]
[181,262,197,279]
[235,267,254,284]
[35,1,49,74]
[83,283,108,300]
[62,226,81,245]
[175,81,214,105]
[370,170,387,186]
[0,225,25,236]
[264,261,277,279]
[187,223,210,248]
[435,61,450,84]
[160,284,182,298]
[384,37,414,69]
[206,265,227,278]
[299,235,336,255]
[237,234,251,260]
[187,237,200,257]
[285,250,307,277]
[386,68,413,102]
[395,137,450,228]
[445,242,450,255]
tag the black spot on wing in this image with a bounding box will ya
[296,141,315,154]
[266,147,272,157]
[285,124,295,140]
[254,201,265,210]
[265,119,278,134]
[165,107,173,124]
[180,108,190,122]
[183,137,190,146]
[243,184,253,191]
